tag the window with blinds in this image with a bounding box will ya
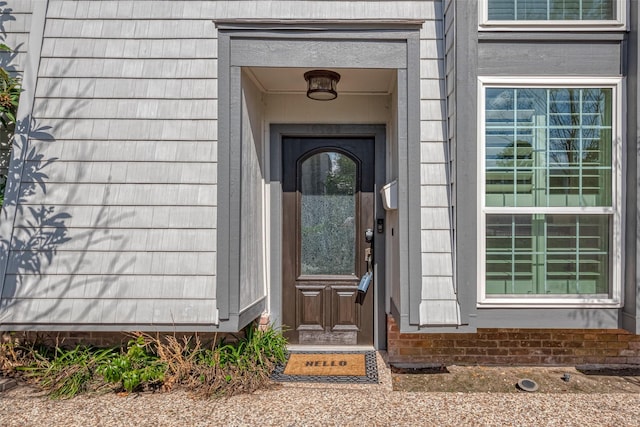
[479,80,622,305]
[486,214,610,295]
[487,0,615,21]
[485,88,612,208]
[479,0,626,30]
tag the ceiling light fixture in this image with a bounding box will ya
[304,70,341,101]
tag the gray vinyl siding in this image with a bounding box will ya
[417,0,460,326]
[624,0,639,333]
[417,3,459,326]
[478,40,622,76]
[1,1,219,328]
[0,1,32,74]
[239,71,266,313]
[449,0,480,330]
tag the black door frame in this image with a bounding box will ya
[269,124,387,349]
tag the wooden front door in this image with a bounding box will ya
[282,137,374,345]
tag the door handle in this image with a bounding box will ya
[365,228,374,243]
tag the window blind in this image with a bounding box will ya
[487,0,616,20]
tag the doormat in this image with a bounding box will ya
[271,351,378,384]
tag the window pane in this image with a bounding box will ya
[487,0,515,19]
[517,0,547,20]
[546,215,610,294]
[550,0,580,20]
[486,214,610,296]
[582,0,616,19]
[485,88,612,208]
[300,152,356,275]
[488,0,616,20]
[486,215,535,294]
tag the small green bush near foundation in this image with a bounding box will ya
[0,324,287,399]
[18,345,116,399]
[182,324,289,397]
[96,335,165,393]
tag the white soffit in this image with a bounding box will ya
[246,67,395,96]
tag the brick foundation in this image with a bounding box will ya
[387,316,640,366]
[257,313,271,332]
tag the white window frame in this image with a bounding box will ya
[478,0,628,31]
[477,76,624,308]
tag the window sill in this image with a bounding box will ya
[477,31,626,41]
[477,297,622,309]
[478,22,627,33]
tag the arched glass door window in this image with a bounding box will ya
[299,151,357,276]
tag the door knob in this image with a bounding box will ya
[365,228,374,243]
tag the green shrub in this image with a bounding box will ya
[0,44,20,131]
[155,324,288,397]
[96,335,165,393]
[184,325,288,397]
[20,346,116,399]
[2,324,288,399]
[0,43,20,208]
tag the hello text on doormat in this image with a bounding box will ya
[283,353,366,376]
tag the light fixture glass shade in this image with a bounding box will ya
[304,70,340,101]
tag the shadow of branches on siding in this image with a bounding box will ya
[0,2,16,35]
[0,116,72,318]
[0,1,19,72]
[0,113,135,325]
[0,24,137,324]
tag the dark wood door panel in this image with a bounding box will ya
[295,286,325,330]
[331,286,360,331]
[282,136,375,346]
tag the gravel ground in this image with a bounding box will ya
[2,353,640,427]
[393,365,640,393]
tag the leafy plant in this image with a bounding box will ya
[0,43,20,207]
[2,324,288,399]
[153,324,288,397]
[20,345,116,399]
[0,43,20,132]
[96,335,165,393]
[190,324,288,396]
